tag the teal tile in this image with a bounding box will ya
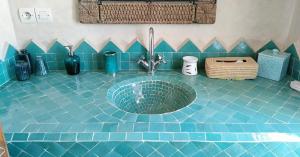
[126,133,143,141]
[179,143,199,156]
[225,144,246,156]
[23,143,45,157]
[60,133,76,141]
[25,41,45,55]
[109,133,126,141]
[7,143,22,156]
[165,123,180,132]
[159,133,173,141]
[257,40,279,53]
[102,123,118,132]
[74,41,97,54]
[231,41,255,55]
[120,53,129,62]
[248,144,269,156]
[12,133,28,141]
[67,143,89,156]
[4,133,13,141]
[117,123,134,132]
[180,123,196,132]
[4,44,17,60]
[149,123,165,132]
[204,40,227,53]
[136,115,149,122]
[221,133,238,141]
[206,133,221,141]
[154,40,175,52]
[171,151,185,157]
[135,143,155,157]
[173,133,189,141]
[237,134,255,141]
[93,133,109,141]
[77,133,93,141]
[285,43,300,59]
[189,133,205,141]
[44,133,60,141]
[157,143,177,156]
[47,41,68,70]
[114,143,134,156]
[215,143,234,150]
[28,133,45,141]
[126,41,147,53]
[100,41,123,53]
[120,62,130,70]
[143,133,159,140]
[178,40,201,53]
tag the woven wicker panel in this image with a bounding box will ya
[79,0,100,23]
[79,0,217,24]
[149,2,195,24]
[195,0,216,24]
[100,2,150,24]
[205,57,258,80]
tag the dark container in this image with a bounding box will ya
[17,49,33,74]
[35,56,48,76]
[65,55,80,75]
[15,61,30,81]
[104,51,118,76]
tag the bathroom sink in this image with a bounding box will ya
[107,76,196,114]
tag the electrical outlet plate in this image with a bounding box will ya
[35,8,53,23]
[19,8,36,23]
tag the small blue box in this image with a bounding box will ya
[258,50,291,81]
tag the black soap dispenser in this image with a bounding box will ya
[64,45,80,75]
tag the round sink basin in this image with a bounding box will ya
[107,76,196,114]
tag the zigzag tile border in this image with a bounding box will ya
[0,39,300,86]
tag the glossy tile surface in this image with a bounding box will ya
[7,141,300,157]
[0,71,300,143]
[107,76,196,114]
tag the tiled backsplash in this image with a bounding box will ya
[0,39,299,86]
[0,45,17,86]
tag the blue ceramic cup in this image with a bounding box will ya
[104,51,118,76]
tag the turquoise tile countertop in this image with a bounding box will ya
[0,71,300,143]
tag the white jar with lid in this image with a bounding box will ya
[182,56,198,75]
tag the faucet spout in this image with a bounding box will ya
[149,27,155,74]
[137,27,167,75]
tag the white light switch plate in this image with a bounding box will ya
[19,8,36,23]
[35,8,53,23]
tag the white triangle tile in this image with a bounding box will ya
[125,38,148,52]
[228,38,245,52]
[247,39,267,52]
[0,42,9,61]
[54,38,72,48]
[82,39,98,52]
[202,37,228,52]
[98,39,112,52]
[73,39,84,52]
[176,39,202,52]
[272,40,283,52]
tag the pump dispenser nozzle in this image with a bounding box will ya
[64,45,73,56]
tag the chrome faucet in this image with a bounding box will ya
[137,27,166,75]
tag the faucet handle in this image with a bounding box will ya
[158,55,167,64]
[137,55,146,64]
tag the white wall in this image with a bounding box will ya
[0,0,18,60]
[8,0,295,52]
[288,0,300,44]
